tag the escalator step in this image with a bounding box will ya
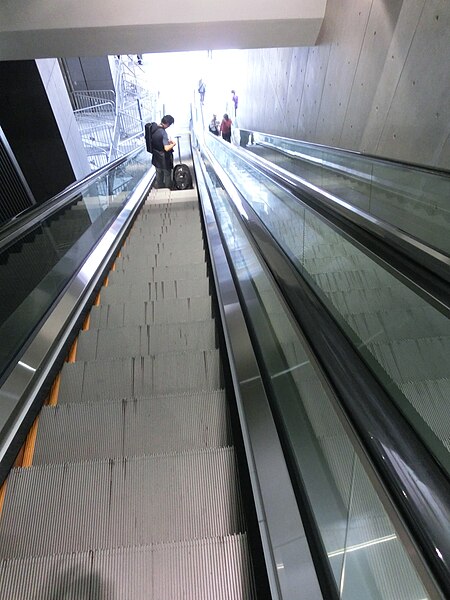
[99,277,210,304]
[326,286,424,315]
[106,263,208,285]
[0,448,245,558]
[114,248,206,272]
[0,534,256,599]
[58,350,222,403]
[88,297,212,330]
[313,269,388,293]
[33,390,231,463]
[304,253,385,276]
[368,336,450,383]
[76,320,217,361]
[346,306,450,345]
[400,378,450,452]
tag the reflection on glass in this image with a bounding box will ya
[201,153,428,598]
[0,148,150,380]
[206,134,450,477]
[251,132,450,255]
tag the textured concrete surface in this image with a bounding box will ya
[237,0,450,169]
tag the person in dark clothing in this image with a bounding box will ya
[231,90,238,116]
[220,114,232,143]
[198,79,206,104]
[151,115,176,188]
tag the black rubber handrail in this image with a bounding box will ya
[204,142,450,597]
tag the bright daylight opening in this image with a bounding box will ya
[136,49,244,133]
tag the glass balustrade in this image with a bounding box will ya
[0,148,150,381]
[206,133,450,480]
[200,148,430,599]
[248,132,450,256]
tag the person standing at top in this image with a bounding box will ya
[231,90,238,116]
[198,79,206,104]
[220,114,233,143]
[209,114,220,135]
[151,115,176,189]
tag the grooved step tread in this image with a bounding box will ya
[99,278,210,304]
[76,319,217,361]
[88,296,213,329]
[33,390,231,464]
[58,350,222,403]
[0,534,256,599]
[0,448,245,559]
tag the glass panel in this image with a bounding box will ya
[0,148,150,380]
[201,151,429,598]
[252,132,450,255]
[370,161,450,253]
[206,133,450,477]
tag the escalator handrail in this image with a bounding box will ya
[193,142,327,600]
[0,167,153,486]
[203,138,450,598]
[0,144,145,253]
[244,128,450,176]
[230,142,450,314]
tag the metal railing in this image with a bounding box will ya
[0,126,35,225]
[71,56,157,169]
[71,90,116,111]
[73,101,115,169]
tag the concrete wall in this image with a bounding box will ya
[237,0,450,169]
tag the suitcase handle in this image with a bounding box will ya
[175,136,182,164]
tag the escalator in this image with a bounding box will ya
[197,133,450,599]
[242,130,450,259]
[0,182,258,598]
[0,129,449,599]
[206,130,450,475]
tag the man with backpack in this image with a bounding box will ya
[145,115,176,189]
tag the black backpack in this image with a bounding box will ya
[145,122,158,153]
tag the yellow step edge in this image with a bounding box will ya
[83,313,91,331]
[48,374,61,407]
[0,481,7,516]
[67,338,78,363]
[22,417,39,468]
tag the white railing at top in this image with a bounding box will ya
[73,102,115,169]
[72,56,157,169]
[71,90,116,111]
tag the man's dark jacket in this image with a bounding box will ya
[151,126,173,170]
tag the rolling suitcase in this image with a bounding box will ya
[173,136,193,190]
